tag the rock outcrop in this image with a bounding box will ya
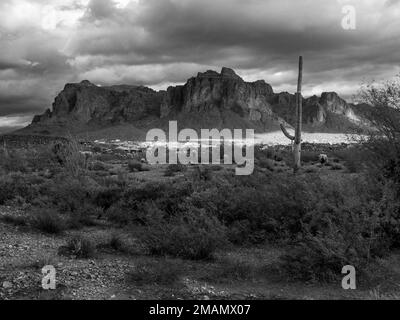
[271,91,364,131]
[160,68,277,126]
[26,67,368,136]
[32,80,163,126]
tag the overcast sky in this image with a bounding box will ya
[0,0,400,127]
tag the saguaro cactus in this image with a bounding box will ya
[280,56,303,172]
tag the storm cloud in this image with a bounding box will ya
[0,0,400,123]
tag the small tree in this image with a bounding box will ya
[357,75,400,184]
[281,56,303,172]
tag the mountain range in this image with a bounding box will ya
[16,67,369,140]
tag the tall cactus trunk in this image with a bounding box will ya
[280,56,303,173]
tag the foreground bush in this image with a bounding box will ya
[31,209,66,234]
[140,205,228,260]
[0,173,40,205]
[278,189,391,282]
[59,236,96,259]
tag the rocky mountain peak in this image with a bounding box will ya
[25,67,369,136]
[80,80,96,87]
[220,67,242,80]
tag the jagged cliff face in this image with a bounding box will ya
[160,68,278,129]
[32,80,163,125]
[271,91,363,131]
[28,67,366,136]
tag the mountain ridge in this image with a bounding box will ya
[17,67,369,140]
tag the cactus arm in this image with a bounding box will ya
[280,124,295,141]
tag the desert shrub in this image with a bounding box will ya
[109,234,129,253]
[99,172,129,189]
[26,146,61,172]
[97,233,130,253]
[93,187,123,211]
[254,146,285,162]
[67,204,100,229]
[4,195,30,209]
[31,209,66,234]
[331,163,345,171]
[333,146,368,173]
[0,214,28,227]
[127,259,183,286]
[121,181,193,216]
[50,138,88,177]
[0,173,41,205]
[59,236,96,259]
[355,76,400,182]
[106,204,132,225]
[89,161,108,171]
[92,145,102,153]
[192,165,213,181]
[372,182,400,248]
[0,149,29,173]
[122,182,167,206]
[128,160,146,172]
[227,220,269,245]
[164,163,187,177]
[279,230,383,283]
[39,175,96,213]
[140,205,228,260]
[190,172,318,244]
[278,179,393,282]
[258,159,275,171]
[304,166,318,173]
[301,151,320,163]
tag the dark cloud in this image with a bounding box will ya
[0,0,399,121]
